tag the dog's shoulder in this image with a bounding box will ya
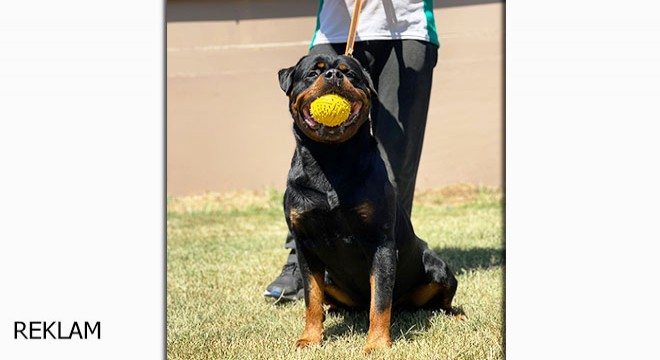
[285,136,347,215]
[284,135,395,224]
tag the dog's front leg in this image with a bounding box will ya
[365,244,396,353]
[294,246,326,349]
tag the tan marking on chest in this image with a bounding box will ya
[354,202,374,224]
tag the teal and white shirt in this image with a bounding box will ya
[311,0,439,47]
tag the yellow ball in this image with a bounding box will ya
[309,94,351,126]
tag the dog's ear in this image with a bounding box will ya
[278,66,295,95]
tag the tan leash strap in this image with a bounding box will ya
[344,0,363,56]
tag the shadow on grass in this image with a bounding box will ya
[434,246,505,275]
[324,306,467,343]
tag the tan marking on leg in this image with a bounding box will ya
[324,284,358,308]
[407,282,442,307]
[398,282,468,321]
[295,272,325,349]
[364,275,392,353]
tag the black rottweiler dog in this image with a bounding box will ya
[278,53,460,353]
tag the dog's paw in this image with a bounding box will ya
[295,335,322,349]
[444,306,468,321]
[453,313,468,322]
[363,336,392,354]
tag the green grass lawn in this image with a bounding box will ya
[167,184,504,360]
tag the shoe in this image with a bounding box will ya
[263,261,304,301]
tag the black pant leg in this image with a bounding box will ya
[370,40,438,215]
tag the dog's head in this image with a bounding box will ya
[278,54,375,143]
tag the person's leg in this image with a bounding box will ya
[370,40,438,215]
[263,230,305,300]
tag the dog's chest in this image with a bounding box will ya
[289,201,375,241]
[289,204,378,279]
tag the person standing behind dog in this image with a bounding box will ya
[264,0,440,301]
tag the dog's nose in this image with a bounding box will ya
[324,69,344,85]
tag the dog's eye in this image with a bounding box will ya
[346,71,357,80]
[306,71,319,79]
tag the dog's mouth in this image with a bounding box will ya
[299,99,363,136]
